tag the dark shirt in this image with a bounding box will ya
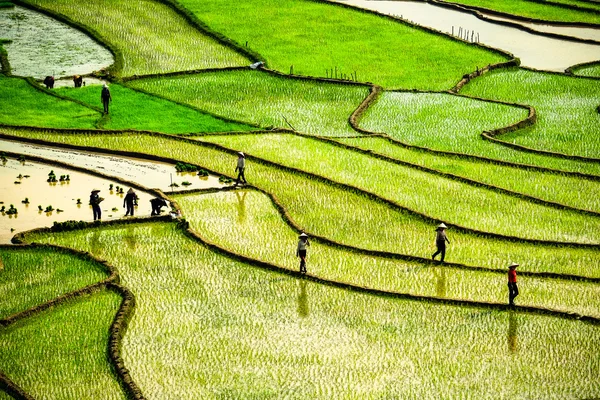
[508,269,517,283]
[90,193,100,205]
[101,87,111,101]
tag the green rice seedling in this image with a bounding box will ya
[337,136,600,209]
[56,84,255,133]
[177,0,508,89]
[441,0,600,23]
[547,0,600,12]
[357,89,600,169]
[25,0,249,76]
[0,75,97,128]
[460,68,600,158]
[6,130,600,275]
[128,70,368,136]
[23,223,600,398]
[0,290,126,399]
[0,247,108,317]
[198,133,600,244]
[175,190,600,317]
[572,63,600,78]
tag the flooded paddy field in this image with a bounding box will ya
[0,157,157,243]
[0,5,113,79]
[334,0,600,71]
[0,138,228,193]
[1,0,599,397]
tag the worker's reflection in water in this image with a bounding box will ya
[297,280,309,318]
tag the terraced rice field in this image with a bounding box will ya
[1,0,599,398]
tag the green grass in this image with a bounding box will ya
[56,83,255,133]
[128,70,368,136]
[176,190,600,316]
[24,0,249,76]
[197,133,600,243]
[4,129,600,277]
[459,68,600,158]
[177,0,509,90]
[358,87,600,167]
[572,62,600,78]
[337,135,600,211]
[0,290,125,399]
[22,222,600,398]
[548,0,600,11]
[442,0,600,23]
[0,75,98,128]
[0,246,109,318]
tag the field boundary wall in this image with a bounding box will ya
[436,0,600,27]
[1,131,599,248]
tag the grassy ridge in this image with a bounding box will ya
[442,0,600,23]
[0,247,108,318]
[176,0,508,90]
[56,83,255,133]
[176,190,600,316]
[459,68,600,158]
[0,75,98,128]
[128,70,368,136]
[23,222,600,399]
[0,290,125,399]
[4,129,599,276]
[197,133,600,243]
[24,0,249,76]
[337,136,600,210]
[572,63,600,77]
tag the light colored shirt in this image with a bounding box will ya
[237,157,245,169]
[436,230,449,244]
[297,239,310,252]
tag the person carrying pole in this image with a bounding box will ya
[296,233,310,274]
[432,223,450,262]
[508,263,519,306]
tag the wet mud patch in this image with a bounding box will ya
[0,138,228,193]
[0,157,157,243]
[0,5,113,78]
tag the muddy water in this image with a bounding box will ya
[482,13,600,42]
[332,0,600,71]
[0,158,160,244]
[0,139,228,193]
[0,6,113,79]
[52,77,105,88]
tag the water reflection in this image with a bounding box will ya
[0,6,113,79]
[297,280,309,318]
[507,312,518,354]
[0,158,155,244]
[124,224,137,250]
[235,190,247,224]
[0,138,225,193]
[89,229,101,256]
[434,267,447,298]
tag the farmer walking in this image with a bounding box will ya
[296,233,310,274]
[431,223,450,262]
[234,152,247,187]
[123,188,138,216]
[101,83,112,114]
[508,263,519,306]
[90,189,103,221]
